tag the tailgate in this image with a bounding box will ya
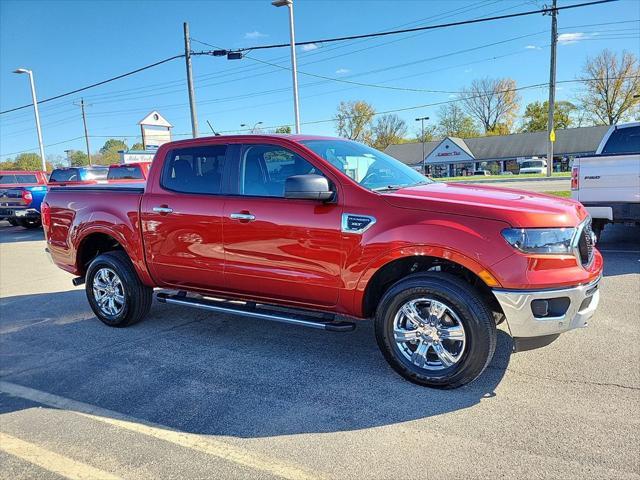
[0,188,28,207]
[575,154,640,203]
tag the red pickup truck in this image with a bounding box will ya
[43,135,603,388]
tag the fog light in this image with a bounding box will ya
[531,299,549,317]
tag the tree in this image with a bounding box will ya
[334,100,375,144]
[460,77,520,133]
[521,100,576,132]
[371,114,407,150]
[414,124,438,143]
[69,150,89,166]
[578,49,640,125]
[13,153,43,171]
[130,143,144,150]
[98,139,128,165]
[274,126,292,134]
[436,104,480,138]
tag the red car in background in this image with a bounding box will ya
[107,162,151,182]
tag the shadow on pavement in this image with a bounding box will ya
[0,288,510,438]
[0,221,44,244]
[598,224,640,278]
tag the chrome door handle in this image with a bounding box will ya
[230,213,256,221]
[152,206,173,214]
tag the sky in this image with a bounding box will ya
[0,0,638,162]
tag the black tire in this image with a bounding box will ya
[17,218,42,229]
[591,220,606,243]
[7,218,18,226]
[375,272,496,389]
[85,250,153,327]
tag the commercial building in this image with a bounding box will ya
[385,125,609,177]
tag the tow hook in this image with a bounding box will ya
[72,276,86,286]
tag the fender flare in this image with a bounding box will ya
[352,244,502,316]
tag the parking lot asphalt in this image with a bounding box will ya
[0,221,638,479]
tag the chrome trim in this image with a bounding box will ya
[571,216,594,269]
[152,206,173,214]
[341,213,376,234]
[493,276,601,339]
[230,213,256,221]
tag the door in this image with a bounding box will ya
[223,142,343,307]
[141,143,230,291]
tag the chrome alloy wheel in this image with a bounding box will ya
[92,267,125,317]
[393,298,467,370]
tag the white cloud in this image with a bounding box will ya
[300,43,318,51]
[525,45,542,50]
[335,68,350,75]
[557,32,587,44]
[245,31,267,39]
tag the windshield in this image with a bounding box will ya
[301,139,431,191]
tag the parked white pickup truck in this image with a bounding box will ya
[571,121,640,239]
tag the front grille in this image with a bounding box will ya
[577,219,595,267]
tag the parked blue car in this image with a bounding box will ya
[0,170,49,228]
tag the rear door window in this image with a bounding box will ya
[162,145,227,194]
[602,126,640,154]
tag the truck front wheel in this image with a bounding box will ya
[85,251,152,327]
[375,273,497,389]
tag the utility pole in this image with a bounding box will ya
[78,98,92,165]
[13,69,46,171]
[545,0,558,177]
[415,116,429,175]
[184,22,199,138]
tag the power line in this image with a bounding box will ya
[227,0,617,52]
[0,0,618,117]
[0,55,184,116]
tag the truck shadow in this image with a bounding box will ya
[1,289,511,438]
[0,221,44,243]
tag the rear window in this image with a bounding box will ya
[162,145,227,194]
[108,165,143,180]
[83,169,108,181]
[49,169,79,182]
[602,126,640,155]
[0,175,16,184]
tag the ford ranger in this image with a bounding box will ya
[43,135,603,388]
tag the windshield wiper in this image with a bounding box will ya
[372,181,432,192]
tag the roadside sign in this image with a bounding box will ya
[550,130,556,142]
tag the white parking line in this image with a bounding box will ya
[0,381,322,480]
[0,431,123,480]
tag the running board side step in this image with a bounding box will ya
[156,292,356,332]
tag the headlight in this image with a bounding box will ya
[501,227,575,254]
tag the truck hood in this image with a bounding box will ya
[383,182,588,228]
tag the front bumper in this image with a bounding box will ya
[493,276,601,340]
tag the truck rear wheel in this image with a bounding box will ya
[375,273,496,389]
[17,218,42,229]
[85,251,152,327]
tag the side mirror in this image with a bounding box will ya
[284,174,334,201]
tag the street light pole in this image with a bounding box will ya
[272,0,301,134]
[240,121,263,133]
[14,68,46,171]
[415,116,429,175]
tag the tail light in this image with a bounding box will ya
[571,166,579,190]
[21,190,33,205]
[41,202,51,229]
